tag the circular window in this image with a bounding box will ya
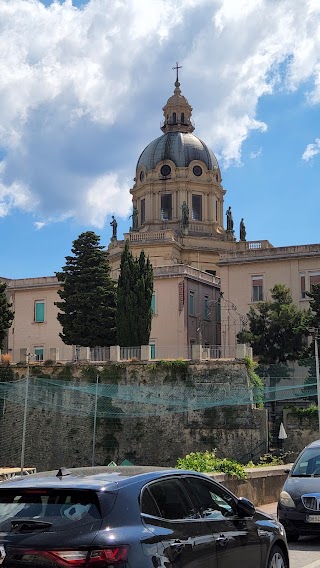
[139,171,145,182]
[160,164,171,177]
[193,165,202,177]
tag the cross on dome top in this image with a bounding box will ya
[172,61,182,82]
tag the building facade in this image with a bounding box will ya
[1,76,320,362]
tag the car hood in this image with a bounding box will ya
[284,476,320,499]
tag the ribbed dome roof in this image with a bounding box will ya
[137,132,219,172]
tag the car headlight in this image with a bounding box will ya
[279,491,295,508]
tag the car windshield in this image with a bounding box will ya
[0,489,102,531]
[292,447,320,476]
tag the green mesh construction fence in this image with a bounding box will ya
[0,375,318,417]
[0,361,318,471]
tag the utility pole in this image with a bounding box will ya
[20,352,33,476]
[92,366,103,467]
[315,332,320,434]
[309,328,320,433]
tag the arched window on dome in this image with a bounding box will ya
[181,112,184,124]
[172,112,176,124]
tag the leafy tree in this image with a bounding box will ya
[306,283,320,330]
[238,284,309,397]
[0,281,14,351]
[238,284,308,366]
[116,240,153,346]
[55,232,116,347]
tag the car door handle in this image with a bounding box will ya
[216,534,229,547]
[170,540,185,550]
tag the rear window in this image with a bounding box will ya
[0,489,108,531]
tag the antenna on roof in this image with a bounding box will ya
[56,467,71,478]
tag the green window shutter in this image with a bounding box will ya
[34,348,44,361]
[150,343,156,359]
[35,301,45,322]
[151,293,156,315]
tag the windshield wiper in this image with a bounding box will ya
[11,519,52,531]
[290,474,312,477]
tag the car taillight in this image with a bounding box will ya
[45,547,129,566]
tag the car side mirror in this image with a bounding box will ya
[237,497,256,517]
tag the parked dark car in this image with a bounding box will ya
[278,438,320,541]
[0,466,289,567]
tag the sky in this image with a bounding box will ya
[1,0,320,278]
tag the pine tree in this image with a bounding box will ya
[116,240,153,346]
[55,232,116,347]
[0,282,14,351]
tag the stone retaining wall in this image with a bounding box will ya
[211,464,291,506]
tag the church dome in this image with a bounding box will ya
[137,131,219,172]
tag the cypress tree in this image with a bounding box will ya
[116,240,153,346]
[55,231,116,347]
[0,281,14,351]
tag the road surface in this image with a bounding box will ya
[259,502,320,568]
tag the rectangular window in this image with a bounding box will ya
[217,301,221,322]
[310,272,320,290]
[149,342,156,360]
[215,200,218,221]
[251,276,264,302]
[34,347,44,361]
[34,300,45,322]
[141,199,145,224]
[192,195,202,221]
[161,194,172,221]
[189,291,195,315]
[300,273,306,298]
[151,292,156,315]
[204,296,210,319]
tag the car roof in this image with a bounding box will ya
[0,466,200,492]
[305,439,320,449]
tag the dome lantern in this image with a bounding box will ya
[161,64,194,134]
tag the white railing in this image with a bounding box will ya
[120,347,141,361]
[90,347,110,362]
[129,232,165,242]
[202,345,236,359]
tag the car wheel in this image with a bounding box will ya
[267,545,288,568]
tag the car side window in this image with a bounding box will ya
[184,477,236,520]
[147,479,196,520]
[140,488,160,517]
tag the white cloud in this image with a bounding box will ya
[302,138,320,161]
[250,147,262,159]
[0,0,320,224]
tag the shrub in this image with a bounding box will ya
[244,356,264,407]
[176,450,247,480]
[246,452,294,467]
[1,353,12,364]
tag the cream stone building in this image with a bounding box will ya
[218,244,320,347]
[2,75,320,362]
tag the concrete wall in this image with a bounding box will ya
[0,360,267,472]
[283,408,320,459]
[211,464,291,506]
